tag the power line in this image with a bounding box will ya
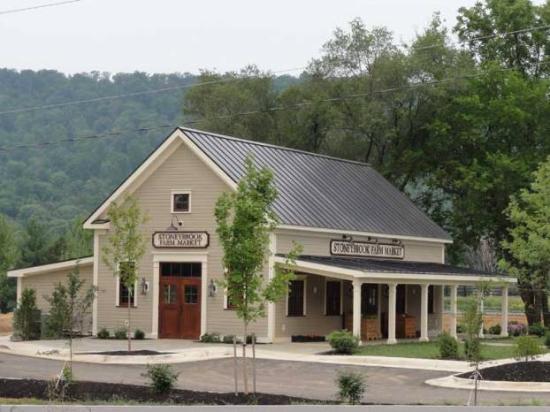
[0,0,83,15]
[0,66,307,116]
[412,24,550,52]
[0,65,525,153]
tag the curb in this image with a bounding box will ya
[426,374,550,393]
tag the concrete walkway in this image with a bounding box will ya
[0,336,477,372]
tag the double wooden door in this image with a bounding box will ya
[158,262,201,339]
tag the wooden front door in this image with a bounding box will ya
[158,262,202,339]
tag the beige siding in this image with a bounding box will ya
[276,231,444,263]
[95,142,268,338]
[274,274,343,339]
[20,264,94,333]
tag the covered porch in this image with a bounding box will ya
[274,255,516,344]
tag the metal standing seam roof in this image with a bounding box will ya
[285,255,503,277]
[181,128,452,241]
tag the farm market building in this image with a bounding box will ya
[8,128,515,343]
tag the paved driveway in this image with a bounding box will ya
[0,353,549,405]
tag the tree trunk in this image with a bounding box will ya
[542,290,550,327]
[242,322,249,395]
[127,291,132,352]
[233,335,238,395]
[519,286,539,325]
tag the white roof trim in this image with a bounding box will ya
[7,257,94,278]
[274,256,515,285]
[83,129,237,229]
[276,225,453,244]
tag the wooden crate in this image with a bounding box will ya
[344,314,381,340]
[396,314,416,339]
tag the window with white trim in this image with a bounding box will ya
[171,191,191,213]
[117,261,137,307]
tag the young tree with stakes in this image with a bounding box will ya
[102,196,147,352]
[215,157,301,395]
[45,263,96,374]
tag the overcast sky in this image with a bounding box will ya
[0,0,484,75]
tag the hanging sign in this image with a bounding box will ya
[152,231,209,248]
[330,240,404,259]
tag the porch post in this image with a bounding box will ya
[387,283,397,344]
[500,285,509,337]
[352,279,362,341]
[450,284,458,339]
[420,283,429,342]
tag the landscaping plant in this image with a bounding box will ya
[436,332,459,359]
[508,321,527,337]
[134,329,145,340]
[215,157,301,394]
[114,327,127,340]
[102,196,148,352]
[97,328,110,339]
[545,331,550,349]
[328,330,359,354]
[200,332,221,343]
[143,364,179,394]
[44,263,96,374]
[528,322,546,337]
[12,288,41,340]
[514,335,543,362]
[336,370,366,405]
[487,324,501,335]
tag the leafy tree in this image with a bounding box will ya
[101,196,147,352]
[20,218,52,267]
[215,157,300,394]
[502,156,550,326]
[0,214,18,312]
[44,263,96,372]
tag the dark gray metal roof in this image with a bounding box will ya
[286,255,502,277]
[182,127,451,241]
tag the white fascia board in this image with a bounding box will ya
[273,256,516,285]
[7,257,94,278]
[276,225,453,245]
[83,128,237,230]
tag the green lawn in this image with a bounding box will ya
[353,340,547,360]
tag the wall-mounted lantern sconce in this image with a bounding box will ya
[342,234,353,242]
[208,279,217,297]
[140,277,150,295]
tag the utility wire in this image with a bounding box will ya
[0,66,307,116]
[0,64,532,153]
[0,0,83,15]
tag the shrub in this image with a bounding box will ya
[134,329,145,340]
[327,330,359,354]
[488,324,501,335]
[222,334,237,344]
[336,371,366,405]
[545,331,550,349]
[143,364,179,394]
[508,322,527,337]
[456,324,465,334]
[97,328,110,339]
[12,289,41,340]
[114,327,127,340]
[528,322,546,337]
[437,332,459,359]
[514,336,542,362]
[200,332,221,343]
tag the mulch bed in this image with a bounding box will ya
[0,378,324,405]
[78,350,170,356]
[458,361,550,382]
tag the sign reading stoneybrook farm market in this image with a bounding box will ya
[330,240,404,259]
[152,231,209,248]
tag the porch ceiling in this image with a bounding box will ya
[274,254,516,285]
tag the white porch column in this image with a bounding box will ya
[500,285,509,337]
[387,283,397,344]
[450,284,458,339]
[352,279,362,341]
[420,283,429,342]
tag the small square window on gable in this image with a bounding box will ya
[172,191,191,213]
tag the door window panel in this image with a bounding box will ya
[184,285,198,304]
[163,284,176,304]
